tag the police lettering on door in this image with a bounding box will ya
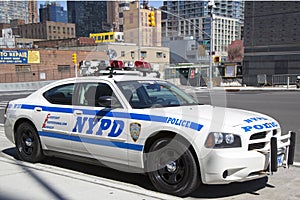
[72,116,124,137]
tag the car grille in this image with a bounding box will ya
[248,131,268,150]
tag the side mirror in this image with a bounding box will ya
[97,96,121,108]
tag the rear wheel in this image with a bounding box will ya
[146,137,200,197]
[15,122,44,163]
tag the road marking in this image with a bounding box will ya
[0,101,8,109]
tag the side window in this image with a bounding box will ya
[43,84,74,105]
[77,83,121,108]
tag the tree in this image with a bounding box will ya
[228,40,244,62]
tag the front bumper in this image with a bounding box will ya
[201,131,296,184]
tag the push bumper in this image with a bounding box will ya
[201,131,296,184]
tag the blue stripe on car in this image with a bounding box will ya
[21,104,203,131]
[39,131,144,151]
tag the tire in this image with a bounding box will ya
[15,122,44,163]
[146,137,200,197]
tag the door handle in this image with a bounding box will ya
[34,107,42,112]
[74,110,83,116]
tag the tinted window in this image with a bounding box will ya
[43,84,74,105]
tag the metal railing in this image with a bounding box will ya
[272,74,299,86]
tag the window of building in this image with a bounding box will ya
[156,52,163,58]
[15,65,31,72]
[141,51,147,58]
[67,27,70,34]
[58,26,60,34]
[131,51,135,59]
[58,65,70,72]
[130,13,134,23]
[71,28,74,35]
[121,51,125,57]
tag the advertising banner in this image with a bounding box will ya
[0,50,40,64]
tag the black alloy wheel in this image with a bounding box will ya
[147,137,200,197]
[15,122,44,163]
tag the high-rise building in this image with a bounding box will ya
[28,0,38,23]
[123,1,161,48]
[162,0,244,56]
[0,1,29,24]
[243,1,300,86]
[67,1,108,37]
[39,2,68,23]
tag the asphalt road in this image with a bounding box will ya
[0,90,299,161]
[193,90,300,162]
[0,90,300,200]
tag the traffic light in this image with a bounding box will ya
[72,53,77,64]
[213,56,221,63]
[148,11,156,27]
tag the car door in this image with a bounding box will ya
[70,81,129,165]
[38,83,74,153]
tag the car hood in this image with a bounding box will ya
[149,104,279,133]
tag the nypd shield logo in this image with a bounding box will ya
[130,123,141,142]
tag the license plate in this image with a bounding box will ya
[277,154,284,167]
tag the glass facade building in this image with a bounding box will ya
[67,1,107,37]
[39,2,68,23]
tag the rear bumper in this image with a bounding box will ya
[201,131,296,184]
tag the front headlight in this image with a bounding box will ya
[205,132,241,148]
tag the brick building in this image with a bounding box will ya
[0,49,107,83]
[19,21,76,40]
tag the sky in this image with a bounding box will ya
[38,1,163,10]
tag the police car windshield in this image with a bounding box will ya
[117,81,199,109]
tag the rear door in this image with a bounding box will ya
[37,83,75,153]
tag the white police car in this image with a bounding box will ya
[4,73,296,197]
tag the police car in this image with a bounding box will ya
[4,72,296,197]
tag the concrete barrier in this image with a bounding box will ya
[0,80,54,92]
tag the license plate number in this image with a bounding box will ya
[277,154,284,167]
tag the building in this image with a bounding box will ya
[107,1,120,32]
[0,1,29,24]
[123,1,162,48]
[67,1,108,37]
[28,0,38,23]
[243,1,300,85]
[162,0,244,56]
[118,1,131,32]
[39,2,68,23]
[19,21,75,40]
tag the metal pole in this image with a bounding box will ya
[138,0,141,61]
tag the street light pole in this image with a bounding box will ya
[208,0,215,88]
[138,0,141,61]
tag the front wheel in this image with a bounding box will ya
[15,122,44,163]
[146,137,200,197]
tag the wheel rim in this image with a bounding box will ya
[19,129,35,156]
[156,148,187,185]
